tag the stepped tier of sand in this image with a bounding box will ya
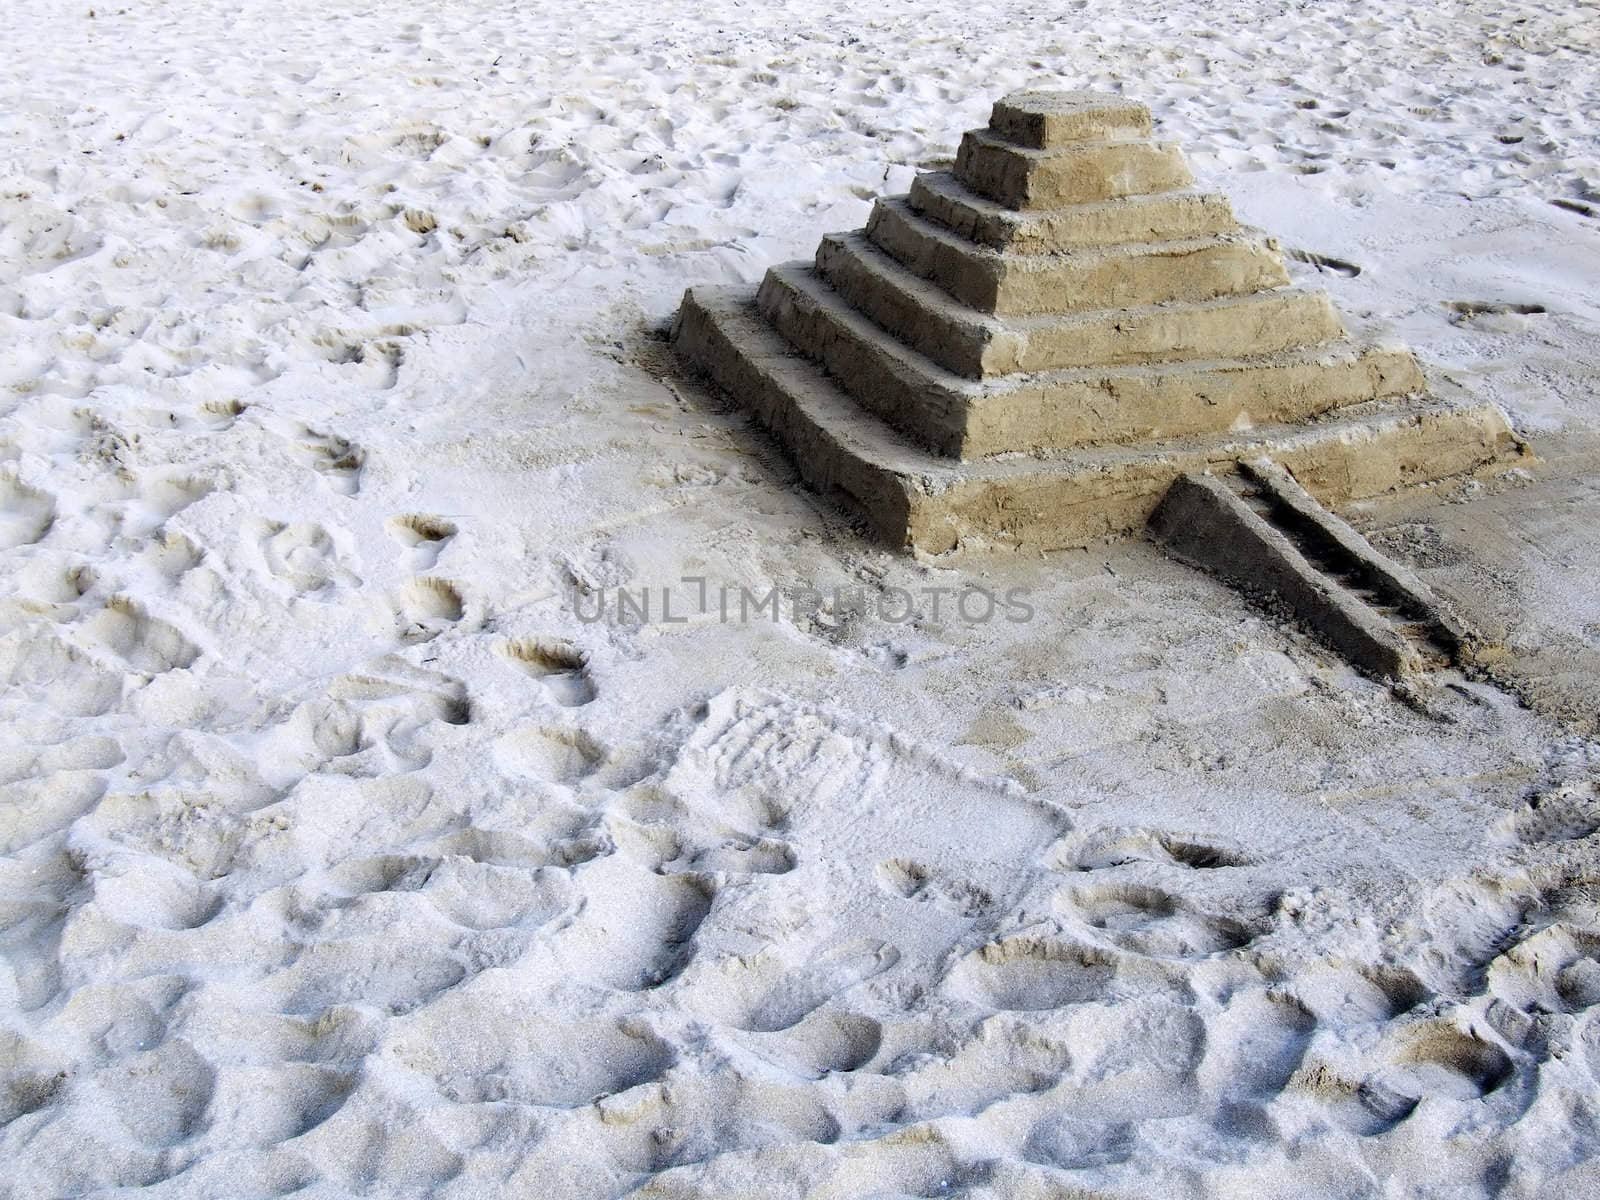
[674,90,1521,553]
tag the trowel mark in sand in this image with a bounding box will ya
[385,513,457,569]
[496,636,596,706]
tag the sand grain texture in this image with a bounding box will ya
[3,0,1600,1196]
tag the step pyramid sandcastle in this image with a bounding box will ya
[673,90,1520,553]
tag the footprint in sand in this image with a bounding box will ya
[492,724,603,784]
[75,596,201,676]
[256,671,468,782]
[552,866,717,992]
[385,513,457,570]
[80,785,254,880]
[8,555,93,609]
[679,836,797,875]
[1059,826,1253,872]
[1293,962,1431,1025]
[735,1009,883,1078]
[946,935,1122,1011]
[699,938,902,1033]
[250,518,360,596]
[1493,779,1600,846]
[401,1008,673,1109]
[0,472,56,549]
[87,860,224,931]
[875,858,992,917]
[324,852,575,933]
[496,636,596,706]
[74,471,215,545]
[139,531,206,583]
[1487,923,1600,1014]
[1411,877,1538,997]
[96,1041,218,1148]
[1058,882,1255,959]
[1197,991,1317,1101]
[1359,1019,1514,1120]
[0,630,126,717]
[289,425,365,495]
[196,398,246,429]
[377,578,465,646]
[861,640,910,669]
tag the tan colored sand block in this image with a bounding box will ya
[907,172,1237,254]
[672,286,1522,555]
[1152,473,1422,678]
[759,264,1425,460]
[815,231,1345,379]
[867,198,1288,317]
[988,90,1153,149]
[955,130,1193,210]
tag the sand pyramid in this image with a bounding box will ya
[673,90,1520,553]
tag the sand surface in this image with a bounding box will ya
[3,0,1600,1195]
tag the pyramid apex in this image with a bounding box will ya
[990,90,1153,148]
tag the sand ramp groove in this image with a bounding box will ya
[1152,458,1476,678]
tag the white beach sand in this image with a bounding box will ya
[3,0,1600,1195]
